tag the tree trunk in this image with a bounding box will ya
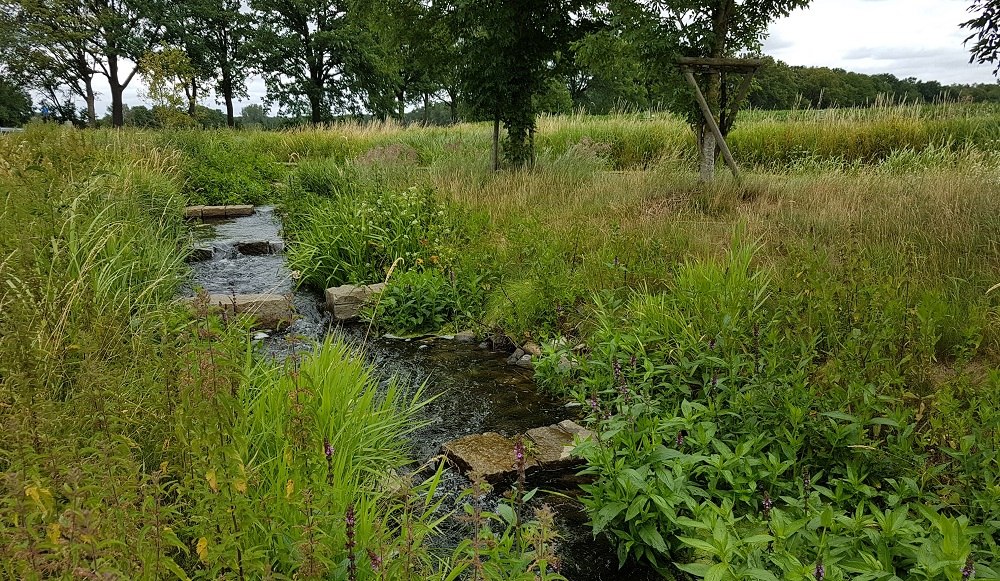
[396,89,405,123]
[422,93,429,125]
[186,79,198,117]
[309,91,322,124]
[84,79,96,127]
[221,69,235,127]
[108,55,124,127]
[699,127,717,181]
[447,87,459,123]
[491,115,500,172]
[696,3,731,182]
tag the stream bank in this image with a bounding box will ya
[186,207,659,580]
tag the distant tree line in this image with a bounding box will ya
[2,1,999,166]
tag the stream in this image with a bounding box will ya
[187,207,659,581]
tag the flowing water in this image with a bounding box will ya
[187,208,659,580]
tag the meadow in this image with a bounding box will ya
[1,103,999,579]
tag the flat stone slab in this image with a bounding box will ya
[184,205,255,219]
[441,421,592,485]
[190,293,294,330]
[442,433,538,485]
[325,283,386,321]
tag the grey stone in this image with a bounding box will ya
[516,355,534,369]
[478,341,490,349]
[438,335,456,340]
[269,241,285,254]
[522,342,542,357]
[187,246,214,262]
[190,293,294,330]
[455,330,477,343]
[252,331,270,341]
[557,355,579,372]
[525,421,592,471]
[324,283,386,321]
[442,433,537,484]
[418,344,430,350]
[506,348,525,365]
[235,241,274,256]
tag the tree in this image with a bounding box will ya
[964,0,1000,75]
[240,103,268,126]
[370,0,453,124]
[86,0,163,127]
[455,0,583,169]
[0,78,32,126]
[2,0,101,125]
[161,0,252,126]
[628,0,812,180]
[250,0,384,124]
[138,47,197,127]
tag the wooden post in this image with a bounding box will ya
[683,70,741,180]
[491,115,500,172]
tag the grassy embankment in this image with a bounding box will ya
[0,126,562,580]
[2,104,998,578]
[261,104,999,578]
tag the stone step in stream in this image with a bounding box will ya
[441,420,593,485]
[185,205,255,219]
[188,293,295,330]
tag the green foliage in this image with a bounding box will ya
[542,243,1000,576]
[0,77,32,126]
[455,0,584,167]
[283,165,458,289]
[364,268,486,335]
[963,0,1000,76]
[161,131,283,205]
[249,0,384,123]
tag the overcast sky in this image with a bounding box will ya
[93,0,998,116]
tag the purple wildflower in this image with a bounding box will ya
[963,557,975,580]
[709,338,717,351]
[346,504,357,580]
[803,468,812,494]
[761,490,773,519]
[677,430,686,449]
[814,559,825,581]
[367,549,383,574]
[514,438,526,465]
[324,438,334,461]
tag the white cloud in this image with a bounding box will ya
[764,0,997,84]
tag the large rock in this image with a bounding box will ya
[442,433,538,485]
[324,283,386,321]
[187,245,214,262]
[191,293,294,330]
[441,421,593,485]
[525,420,592,471]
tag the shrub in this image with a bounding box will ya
[161,131,283,205]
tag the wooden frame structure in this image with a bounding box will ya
[675,57,765,179]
